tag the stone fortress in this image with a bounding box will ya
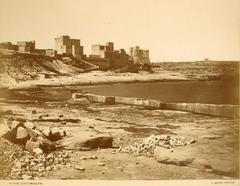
[90,42,114,58]
[55,35,84,59]
[88,42,132,69]
[130,46,150,64]
[0,35,151,70]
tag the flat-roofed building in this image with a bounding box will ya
[0,42,18,51]
[129,46,150,64]
[17,40,35,53]
[89,42,132,68]
[55,35,84,59]
[91,42,114,59]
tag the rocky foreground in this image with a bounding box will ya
[0,94,239,180]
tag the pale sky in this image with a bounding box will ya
[0,0,239,62]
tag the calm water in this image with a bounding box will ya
[79,80,239,105]
[2,80,238,105]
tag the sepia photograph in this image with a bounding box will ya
[0,0,239,185]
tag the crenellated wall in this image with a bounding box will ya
[129,46,150,64]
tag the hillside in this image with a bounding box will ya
[0,49,84,86]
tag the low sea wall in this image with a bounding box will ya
[84,94,115,104]
[78,93,239,118]
[163,103,239,118]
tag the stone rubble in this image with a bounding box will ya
[117,134,195,157]
[3,118,67,152]
[0,118,71,179]
[10,151,71,179]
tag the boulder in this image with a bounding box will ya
[154,146,195,166]
[59,133,113,150]
[33,129,45,137]
[16,127,29,143]
[39,126,51,138]
[33,148,43,155]
[25,128,38,140]
[0,123,10,138]
[24,122,36,129]
[25,137,55,153]
[38,137,56,152]
[25,139,41,152]
[49,127,66,141]
[11,120,22,130]
[1,120,17,142]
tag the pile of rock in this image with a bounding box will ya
[117,134,195,157]
[2,119,67,153]
[0,118,70,179]
[10,150,71,179]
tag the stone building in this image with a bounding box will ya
[17,41,35,53]
[129,46,150,64]
[55,35,84,59]
[111,49,131,67]
[91,42,114,58]
[89,42,132,68]
[0,42,18,51]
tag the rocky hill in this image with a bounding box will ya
[0,49,84,86]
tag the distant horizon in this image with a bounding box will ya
[0,0,239,61]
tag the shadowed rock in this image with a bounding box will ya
[49,127,66,141]
[59,134,113,150]
[38,137,56,152]
[25,139,41,152]
[11,120,23,130]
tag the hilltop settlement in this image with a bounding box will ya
[0,35,151,73]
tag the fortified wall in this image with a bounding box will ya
[129,46,150,64]
[89,42,132,68]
